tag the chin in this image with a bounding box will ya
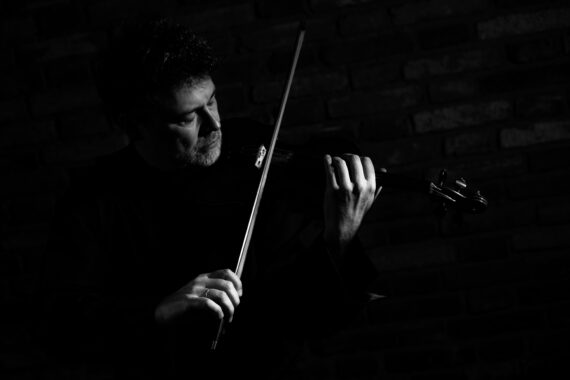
[177,138,222,168]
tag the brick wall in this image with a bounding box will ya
[2,0,570,378]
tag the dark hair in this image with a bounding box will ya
[96,17,217,121]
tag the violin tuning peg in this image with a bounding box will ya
[455,177,467,189]
[437,169,447,187]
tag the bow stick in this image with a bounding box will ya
[211,21,306,351]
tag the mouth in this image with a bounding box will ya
[200,131,221,149]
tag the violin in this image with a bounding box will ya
[211,22,488,350]
[224,136,488,216]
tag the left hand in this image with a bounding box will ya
[323,153,382,256]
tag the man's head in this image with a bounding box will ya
[97,18,221,169]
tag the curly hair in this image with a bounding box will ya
[96,17,218,121]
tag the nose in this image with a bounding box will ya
[200,106,221,134]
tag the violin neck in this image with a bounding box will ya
[375,171,430,193]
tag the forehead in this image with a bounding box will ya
[156,77,215,113]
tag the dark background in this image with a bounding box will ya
[2,0,570,378]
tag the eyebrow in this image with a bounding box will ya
[177,89,217,117]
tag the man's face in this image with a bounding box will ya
[136,77,222,169]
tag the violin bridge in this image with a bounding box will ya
[254,144,267,169]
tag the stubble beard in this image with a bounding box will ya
[177,130,222,168]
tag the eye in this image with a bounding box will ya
[175,114,195,126]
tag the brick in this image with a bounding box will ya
[416,23,473,50]
[178,3,256,32]
[322,32,414,65]
[506,35,565,64]
[444,128,496,156]
[384,347,453,373]
[0,49,15,70]
[256,0,307,18]
[547,302,570,329]
[388,271,443,296]
[44,56,93,87]
[281,97,326,127]
[500,120,570,148]
[309,0,377,11]
[477,337,525,362]
[368,243,454,273]
[528,146,570,172]
[405,48,502,79]
[529,331,570,356]
[335,352,379,378]
[478,7,570,40]
[1,16,36,44]
[240,22,299,52]
[359,113,412,141]
[387,217,440,244]
[1,167,68,196]
[350,62,400,89]
[496,0,567,8]
[393,320,447,347]
[538,197,570,224]
[58,108,110,139]
[215,53,271,84]
[512,225,570,251]
[390,0,488,25]
[413,100,512,133]
[0,71,32,99]
[429,154,526,181]
[455,236,510,263]
[446,310,543,339]
[480,62,570,93]
[508,172,570,199]
[0,98,29,124]
[359,135,441,167]
[35,2,85,39]
[30,85,101,116]
[0,121,57,149]
[20,34,99,64]
[328,85,422,118]
[253,70,349,103]
[266,46,321,76]
[339,9,391,36]
[42,131,128,165]
[518,279,570,306]
[529,331,570,357]
[515,92,568,119]
[444,260,532,290]
[429,79,480,103]
[442,199,535,235]
[319,326,397,354]
[467,286,516,314]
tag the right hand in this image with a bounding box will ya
[154,269,243,324]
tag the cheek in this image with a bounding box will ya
[169,125,198,148]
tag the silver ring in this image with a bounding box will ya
[202,288,210,298]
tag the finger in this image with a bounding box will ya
[331,156,352,190]
[206,278,240,309]
[375,167,387,200]
[323,154,339,190]
[202,288,235,322]
[211,269,243,296]
[361,156,377,194]
[187,294,224,320]
[342,154,366,185]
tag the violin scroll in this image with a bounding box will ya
[427,169,488,215]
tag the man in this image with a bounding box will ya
[41,18,380,379]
